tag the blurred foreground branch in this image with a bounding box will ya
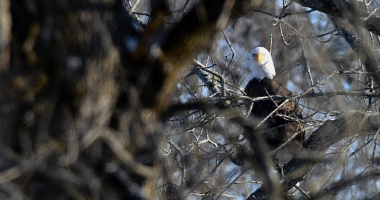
[249,111,380,199]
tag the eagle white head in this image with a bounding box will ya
[250,47,276,81]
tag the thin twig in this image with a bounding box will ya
[194,60,226,97]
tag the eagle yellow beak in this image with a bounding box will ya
[257,53,264,65]
[252,52,264,65]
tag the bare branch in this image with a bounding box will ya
[193,60,226,97]
[82,127,156,178]
[250,111,380,198]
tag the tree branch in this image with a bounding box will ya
[193,60,223,96]
[248,111,380,199]
[293,0,380,88]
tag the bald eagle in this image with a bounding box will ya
[244,47,304,156]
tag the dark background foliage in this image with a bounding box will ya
[1,0,380,199]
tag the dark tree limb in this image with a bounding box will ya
[366,13,380,36]
[128,0,264,113]
[0,0,10,72]
[293,1,380,88]
[313,171,380,199]
[330,16,380,86]
[0,0,15,148]
[131,0,229,112]
[370,192,380,200]
[248,111,380,199]
[294,0,380,37]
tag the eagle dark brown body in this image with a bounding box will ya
[244,77,304,151]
